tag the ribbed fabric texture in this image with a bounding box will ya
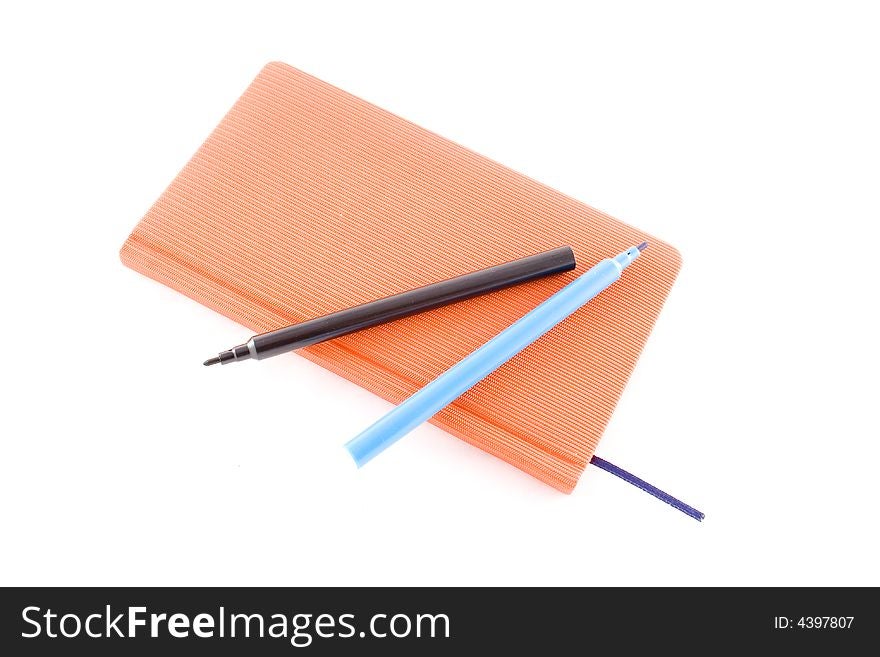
[120,62,681,493]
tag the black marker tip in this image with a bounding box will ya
[203,356,221,367]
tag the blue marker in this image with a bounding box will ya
[345,243,648,466]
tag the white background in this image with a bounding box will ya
[1,1,878,586]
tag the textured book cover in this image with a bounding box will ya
[120,62,681,492]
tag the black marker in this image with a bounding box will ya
[204,246,576,366]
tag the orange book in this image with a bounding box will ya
[120,62,681,493]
